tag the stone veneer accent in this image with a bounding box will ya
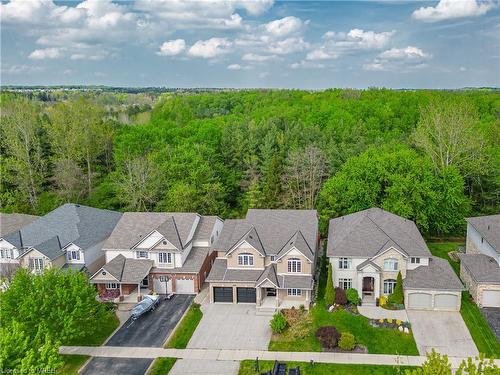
[460,262,500,306]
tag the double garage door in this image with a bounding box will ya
[407,292,459,311]
[213,287,256,303]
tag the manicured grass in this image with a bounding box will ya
[58,311,120,374]
[239,360,414,375]
[427,241,500,358]
[269,302,419,355]
[148,358,177,375]
[165,303,203,349]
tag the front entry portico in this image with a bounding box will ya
[356,266,380,302]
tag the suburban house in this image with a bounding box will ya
[0,204,121,275]
[206,209,319,310]
[89,212,223,302]
[459,214,500,307]
[0,213,39,277]
[327,208,463,311]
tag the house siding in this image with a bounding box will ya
[226,243,265,269]
[466,224,499,264]
[276,251,312,275]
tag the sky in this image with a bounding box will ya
[1,0,499,89]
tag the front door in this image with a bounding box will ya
[266,288,276,297]
[141,276,149,288]
[362,277,374,295]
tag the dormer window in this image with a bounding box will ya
[270,256,276,262]
[162,240,168,245]
[384,258,398,271]
[67,250,80,261]
[288,258,302,273]
[136,251,148,259]
[238,253,254,266]
[410,257,420,264]
[159,252,172,264]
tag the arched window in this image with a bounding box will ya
[288,258,302,273]
[384,258,398,271]
[238,253,254,266]
[383,279,397,294]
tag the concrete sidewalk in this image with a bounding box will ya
[60,346,500,369]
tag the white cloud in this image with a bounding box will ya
[242,53,278,62]
[412,0,495,22]
[1,64,44,74]
[157,39,186,56]
[267,37,309,54]
[306,49,337,61]
[29,47,63,59]
[340,29,395,50]
[265,16,304,37]
[233,0,274,16]
[290,60,325,69]
[188,38,232,58]
[363,46,432,71]
[460,66,467,72]
[227,63,242,70]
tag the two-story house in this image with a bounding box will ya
[206,209,319,310]
[89,212,223,301]
[459,214,500,307]
[328,208,463,311]
[0,204,121,275]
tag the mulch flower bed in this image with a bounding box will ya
[323,345,368,354]
[369,318,411,333]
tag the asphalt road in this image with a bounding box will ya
[81,294,194,375]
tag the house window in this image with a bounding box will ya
[105,283,118,289]
[287,288,302,296]
[159,276,167,282]
[29,257,44,272]
[383,279,397,294]
[338,257,352,269]
[270,255,276,262]
[338,278,352,289]
[67,250,80,261]
[136,251,148,259]
[384,258,398,271]
[287,258,302,273]
[481,237,484,243]
[238,253,254,266]
[410,257,420,264]
[158,252,172,264]
[1,249,12,259]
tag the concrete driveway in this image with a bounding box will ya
[169,303,272,375]
[81,294,194,375]
[407,310,478,357]
[481,307,500,342]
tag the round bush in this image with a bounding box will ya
[334,287,347,305]
[270,312,288,334]
[346,288,360,305]
[315,326,340,349]
[338,332,356,351]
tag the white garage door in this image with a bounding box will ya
[434,294,459,311]
[176,278,195,294]
[153,277,172,294]
[482,290,500,307]
[408,293,432,309]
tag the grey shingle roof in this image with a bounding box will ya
[155,217,183,250]
[0,213,38,237]
[280,275,314,290]
[466,214,500,253]
[4,204,121,259]
[205,258,264,283]
[458,253,500,284]
[357,259,381,271]
[34,236,63,260]
[102,212,199,250]
[214,209,318,257]
[256,264,279,287]
[100,254,153,284]
[404,256,464,291]
[276,230,314,261]
[151,247,210,274]
[193,216,219,243]
[327,208,430,258]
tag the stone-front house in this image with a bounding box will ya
[0,204,121,275]
[459,214,500,307]
[206,209,319,310]
[327,208,463,311]
[90,212,223,301]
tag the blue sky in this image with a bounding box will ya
[1,0,499,88]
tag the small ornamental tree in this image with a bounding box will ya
[338,332,356,351]
[270,312,288,334]
[456,354,498,375]
[325,263,334,305]
[334,287,347,305]
[405,349,452,375]
[388,272,404,305]
[346,288,360,305]
[315,326,340,349]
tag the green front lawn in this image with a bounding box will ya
[148,358,177,375]
[58,311,120,374]
[165,303,203,348]
[239,360,414,375]
[427,241,500,358]
[269,302,419,355]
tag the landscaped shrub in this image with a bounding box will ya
[334,287,347,305]
[270,312,288,334]
[346,288,360,305]
[379,295,388,306]
[338,332,356,351]
[388,272,404,305]
[315,326,340,349]
[325,263,334,305]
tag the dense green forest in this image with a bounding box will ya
[1,89,498,236]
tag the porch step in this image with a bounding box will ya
[362,299,376,307]
[256,307,277,316]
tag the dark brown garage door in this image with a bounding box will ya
[237,287,256,303]
[213,287,233,303]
